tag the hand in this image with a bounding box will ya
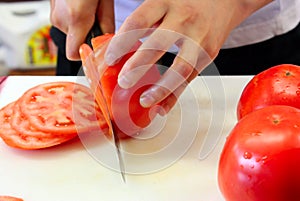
[50,0,115,60]
[105,0,272,114]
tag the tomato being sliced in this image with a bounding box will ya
[218,105,300,201]
[237,64,300,120]
[80,34,161,138]
[18,81,107,134]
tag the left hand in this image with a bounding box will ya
[104,0,272,114]
[50,0,115,60]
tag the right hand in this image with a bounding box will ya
[104,0,272,114]
[50,0,115,60]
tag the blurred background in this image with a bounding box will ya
[0,0,56,75]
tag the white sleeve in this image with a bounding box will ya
[114,0,300,49]
[222,0,300,48]
[114,0,144,32]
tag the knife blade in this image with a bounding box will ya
[84,20,126,182]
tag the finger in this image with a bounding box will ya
[50,0,68,33]
[104,0,167,66]
[158,68,199,116]
[139,37,205,108]
[117,29,182,89]
[50,0,55,11]
[97,0,115,34]
[139,58,192,108]
[66,15,95,60]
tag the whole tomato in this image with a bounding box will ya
[80,34,161,138]
[237,64,300,120]
[218,105,300,201]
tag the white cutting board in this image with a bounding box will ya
[0,76,251,201]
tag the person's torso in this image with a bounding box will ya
[114,0,300,48]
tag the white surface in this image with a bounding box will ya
[0,1,51,68]
[0,76,252,201]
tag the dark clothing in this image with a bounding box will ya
[205,22,300,75]
[50,27,82,76]
[50,22,300,76]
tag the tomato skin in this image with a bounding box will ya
[237,64,300,120]
[102,53,161,137]
[218,105,300,201]
[81,34,161,137]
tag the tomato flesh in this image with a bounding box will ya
[19,82,106,134]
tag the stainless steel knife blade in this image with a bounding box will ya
[84,20,126,182]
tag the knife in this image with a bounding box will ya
[84,20,126,182]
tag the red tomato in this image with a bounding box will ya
[18,81,106,134]
[0,102,76,149]
[80,34,161,137]
[0,81,108,149]
[237,64,300,120]
[218,105,300,201]
[0,196,23,201]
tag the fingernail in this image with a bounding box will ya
[140,93,156,108]
[118,75,133,89]
[105,52,118,66]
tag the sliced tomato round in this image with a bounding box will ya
[18,81,107,134]
[0,102,77,149]
[11,101,59,138]
[0,195,23,201]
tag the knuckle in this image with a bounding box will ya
[67,8,82,24]
[174,60,194,78]
[50,15,58,27]
[50,11,63,28]
[176,4,200,25]
[205,44,220,59]
[153,86,170,100]
[124,14,148,29]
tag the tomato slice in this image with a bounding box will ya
[0,102,19,146]
[0,195,23,201]
[91,33,114,49]
[0,81,109,149]
[18,81,107,134]
[11,101,59,138]
[0,102,77,149]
